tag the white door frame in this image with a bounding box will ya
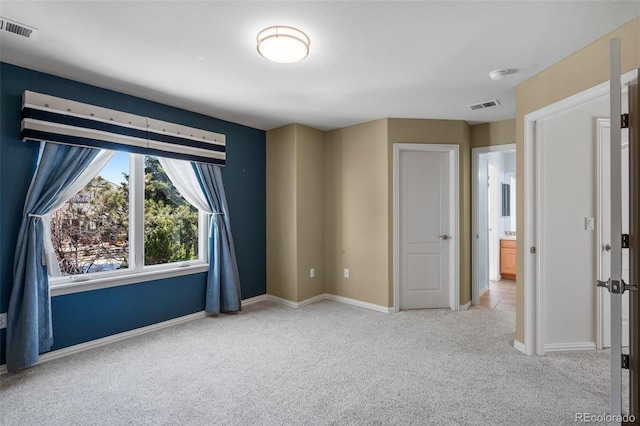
[487,162,500,282]
[522,70,637,356]
[472,144,516,306]
[393,143,460,312]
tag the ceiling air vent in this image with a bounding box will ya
[467,99,501,111]
[0,17,39,40]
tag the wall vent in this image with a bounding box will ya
[467,99,501,111]
[0,17,39,40]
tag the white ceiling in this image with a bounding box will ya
[1,1,639,131]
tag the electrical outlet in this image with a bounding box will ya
[0,313,6,329]
[310,268,315,278]
[344,268,350,278]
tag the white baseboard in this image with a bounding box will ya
[1,311,207,375]
[323,294,394,313]
[459,301,471,311]
[242,294,269,306]
[513,339,526,354]
[264,294,298,308]
[544,342,597,353]
[264,294,325,308]
[266,293,393,313]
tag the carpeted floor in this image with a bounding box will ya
[0,299,617,425]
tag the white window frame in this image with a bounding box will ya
[49,153,209,297]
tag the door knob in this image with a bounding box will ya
[604,244,611,252]
[439,234,450,241]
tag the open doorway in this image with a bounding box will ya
[472,145,516,310]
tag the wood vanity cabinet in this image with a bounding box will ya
[500,239,517,280]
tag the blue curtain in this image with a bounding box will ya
[7,143,100,372]
[193,163,241,314]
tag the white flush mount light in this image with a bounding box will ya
[257,26,310,63]
[489,69,508,81]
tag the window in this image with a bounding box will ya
[49,152,207,287]
[50,153,130,275]
[144,156,199,266]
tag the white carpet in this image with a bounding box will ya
[0,299,616,425]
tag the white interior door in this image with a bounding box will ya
[606,38,628,419]
[600,121,630,348]
[399,149,451,309]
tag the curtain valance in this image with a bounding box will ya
[21,91,226,165]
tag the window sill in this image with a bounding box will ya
[50,264,209,297]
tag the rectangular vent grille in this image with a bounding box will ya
[0,17,39,40]
[467,99,501,111]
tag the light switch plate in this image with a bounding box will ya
[585,217,595,231]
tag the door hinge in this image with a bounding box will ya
[621,113,629,129]
[622,233,630,249]
[596,278,637,294]
[622,353,630,369]
[597,279,621,293]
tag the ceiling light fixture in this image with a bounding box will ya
[257,26,310,63]
[488,69,508,81]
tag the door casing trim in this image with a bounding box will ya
[393,143,460,312]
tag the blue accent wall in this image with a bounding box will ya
[0,63,266,366]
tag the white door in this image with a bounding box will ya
[599,118,630,348]
[399,149,451,309]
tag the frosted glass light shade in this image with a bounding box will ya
[257,26,310,63]
[489,69,508,81]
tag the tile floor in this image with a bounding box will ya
[479,279,516,312]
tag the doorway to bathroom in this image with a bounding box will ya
[472,144,516,310]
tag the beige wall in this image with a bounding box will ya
[270,118,474,308]
[515,17,640,343]
[296,125,325,301]
[387,119,472,305]
[266,125,298,300]
[324,119,390,306]
[266,124,325,302]
[324,118,473,307]
[471,119,516,148]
